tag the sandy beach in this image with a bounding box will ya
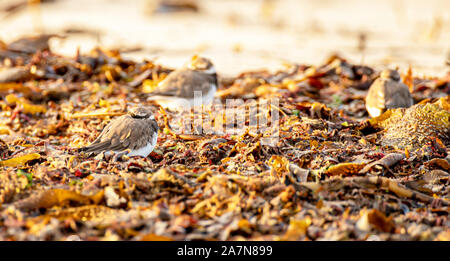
[0,0,449,76]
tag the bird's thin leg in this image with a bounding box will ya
[111,150,130,162]
[94,151,107,161]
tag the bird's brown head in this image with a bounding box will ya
[186,55,215,74]
[380,69,401,81]
[128,106,154,119]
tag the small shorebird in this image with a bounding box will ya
[79,106,159,158]
[365,69,413,118]
[147,55,217,110]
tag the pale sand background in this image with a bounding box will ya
[0,0,449,77]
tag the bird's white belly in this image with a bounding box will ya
[126,134,158,157]
[201,84,217,106]
[150,96,192,109]
[366,106,383,118]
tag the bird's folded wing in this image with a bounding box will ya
[150,70,212,99]
[150,70,191,97]
[385,82,413,108]
[81,116,154,154]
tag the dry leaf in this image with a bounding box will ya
[367,209,395,233]
[140,233,173,241]
[5,94,46,114]
[325,162,366,176]
[283,217,311,240]
[0,153,40,167]
[359,153,405,174]
[14,189,104,211]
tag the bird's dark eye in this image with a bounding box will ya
[132,114,148,119]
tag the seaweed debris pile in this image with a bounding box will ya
[0,35,449,241]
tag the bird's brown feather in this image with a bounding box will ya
[81,114,158,154]
[365,78,413,112]
[151,69,217,99]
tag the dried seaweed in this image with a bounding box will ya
[0,38,449,241]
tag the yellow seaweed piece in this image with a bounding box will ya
[0,153,40,167]
[15,189,105,210]
[140,233,173,241]
[71,111,124,119]
[282,217,311,240]
[98,99,110,107]
[325,162,366,176]
[20,102,47,114]
[434,96,450,111]
[267,155,289,175]
[142,79,157,93]
[5,93,19,104]
[368,108,402,129]
[5,94,47,115]
[237,219,253,234]
[367,209,395,233]
[0,83,29,93]
[0,125,10,135]
[43,205,119,221]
